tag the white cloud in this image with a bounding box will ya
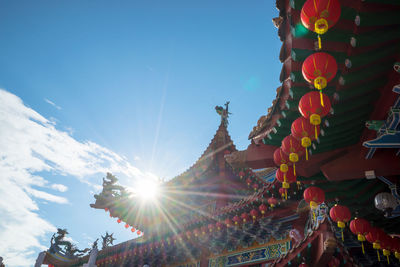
[0,89,144,266]
[50,184,68,192]
[44,98,62,110]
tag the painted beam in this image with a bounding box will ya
[321,147,400,181]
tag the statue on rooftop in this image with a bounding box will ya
[91,238,99,250]
[101,232,116,249]
[101,173,125,197]
[215,101,231,127]
[48,228,88,257]
[91,173,126,209]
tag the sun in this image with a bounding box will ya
[135,179,159,201]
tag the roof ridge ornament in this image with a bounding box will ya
[215,101,231,127]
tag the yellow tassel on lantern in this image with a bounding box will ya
[310,114,321,140]
[383,249,390,264]
[301,137,311,161]
[283,182,289,200]
[337,221,345,241]
[318,35,322,50]
[289,153,298,175]
[395,251,400,261]
[358,234,366,254]
[320,91,324,107]
[314,18,328,50]
[377,250,381,262]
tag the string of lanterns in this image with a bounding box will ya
[273,0,340,203]
[302,186,400,264]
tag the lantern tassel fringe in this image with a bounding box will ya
[318,35,322,50]
[305,148,308,161]
[315,126,318,140]
[377,250,380,262]
[293,163,296,176]
[361,242,365,255]
[320,91,324,107]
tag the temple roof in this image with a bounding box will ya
[90,104,270,237]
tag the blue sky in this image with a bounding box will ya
[0,1,281,265]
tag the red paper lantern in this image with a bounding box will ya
[301,0,341,48]
[350,217,371,254]
[276,167,297,184]
[238,170,245,179]
[241,212,250,223]
[246,178,252,187]
[193,228,200,237]
[302,52,337,108]
[252,183,259,191]
[392,238,400,260]
[268,196,278,208]
[366,227,386,251]
[124,223,129,228]
[131,227,136,232]
[186,231,192,239]
[273,147,290,166]
[259,203,267,215]
[291,117,321,160]
[117,218,121,223]
[208,223,215,232]
[233,215,241,226]
[299,91,331,139]
[216,221,223,230]
[225,218,233,227]
[330,204,351,228]
[381,234,393,263]
[302,52,337,89]
[303,186,325,209]
[328,256,340,267]
[250,209,259,221]
[137,230,141,235]
[276,167,297,200]
[329,204,351,240]
[281,135,305,175]
[273,148,292,191]
[201,226,207,235]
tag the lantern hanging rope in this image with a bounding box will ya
[301,0,341,49]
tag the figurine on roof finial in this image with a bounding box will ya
[215,101,231,127]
